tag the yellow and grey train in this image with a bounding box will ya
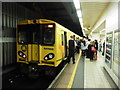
[17,19,81,76]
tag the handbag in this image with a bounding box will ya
[93,52,97,60]
[91,46,96,52]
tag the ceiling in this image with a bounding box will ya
[17,2,83,37]
[80,2,110,35]
[17,2,111,37]
[93,21,105,33]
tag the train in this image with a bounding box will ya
[16,19,81,77]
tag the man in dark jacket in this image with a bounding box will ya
[94,40,98,50]
[67,36,77,64]
[94,40,98,55]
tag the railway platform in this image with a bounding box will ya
[49,51,118,89]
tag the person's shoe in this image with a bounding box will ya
[90,59,93,61]
[73,62,75,64]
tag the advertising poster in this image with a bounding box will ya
[113,30,120,79]
[105,32,113,68]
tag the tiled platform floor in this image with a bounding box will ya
[84,52,112,88]
[50,51,118,89]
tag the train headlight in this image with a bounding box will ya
[49,54,53,59]
[23,55,26,58]
[44,53,54,60]
[44,57,48,60]
[18,51,26,58]
[19,52,23,56]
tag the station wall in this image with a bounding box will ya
[2,2,40,67]
[90,2,119,88]
[91,32,100,41]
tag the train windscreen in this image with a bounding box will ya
[41,24,55,45]
[18,24,41,44]
[17,24,55,45]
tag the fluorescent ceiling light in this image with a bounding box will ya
[73,0,80,9]
[99,29,106,33]
[77,10,82,18]
[73,0,85,32]
[83,28,88,31]
[79,18,83,28]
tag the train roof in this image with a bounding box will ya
[17,19,56,25]
[17,19,82,38]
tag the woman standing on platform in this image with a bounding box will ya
[87,41,94,60]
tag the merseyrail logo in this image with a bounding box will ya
[44,48,54,50]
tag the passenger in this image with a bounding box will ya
[82,38,86,46]
[67,36,77,64]
[99,40,102,52]
[75,37,81,54]
[81,40,86,56]
[94,40,98,55]
[87,41,94,61]
[85,38,90,48]
[102,41,105,56]
[86,39,91,58]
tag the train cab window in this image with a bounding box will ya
[17,24,55,45]
[41,24,55,45]
[32,31,39,44]
[18,30,27,44]
[18,24,41,44]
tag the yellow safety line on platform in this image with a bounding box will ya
[67,51,81,88]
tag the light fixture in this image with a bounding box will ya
[73,0,86,36]
[73,0,80,9]
[77,10,82,18]
[48,25,53,28]
[99,29,106,33]
[83,28,88,31]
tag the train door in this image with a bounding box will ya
[31,44,39,62]
[28,44,39,62]
[27,25,40,63]
[64,32,67,57]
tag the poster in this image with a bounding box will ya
[113,30,120,79]
[105,32,113,68]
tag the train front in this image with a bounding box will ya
[16,20,56,76]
